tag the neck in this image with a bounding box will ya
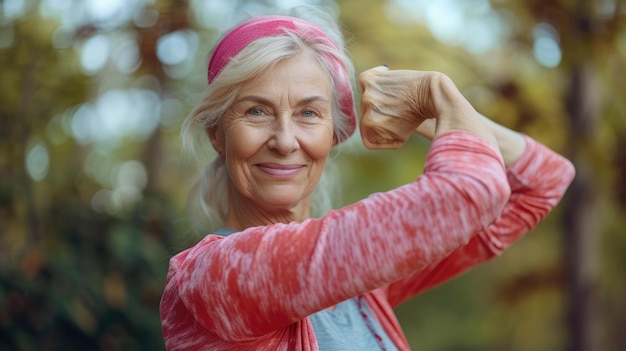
[224,188,311,231]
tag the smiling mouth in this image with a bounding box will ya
[256,164,304,178]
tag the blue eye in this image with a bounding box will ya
[248,107,264,116]
[301,110,316,118]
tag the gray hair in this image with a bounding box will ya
[182,6,355,231]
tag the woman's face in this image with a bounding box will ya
[210,51,335,215]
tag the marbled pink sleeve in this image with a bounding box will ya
[164,132,510,342]
[384,135,576,307]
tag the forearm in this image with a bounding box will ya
[416,112,526,167]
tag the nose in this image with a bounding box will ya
[267,115,300,155]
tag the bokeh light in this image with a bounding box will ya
[533,23,562,67]
[25,143,50,182]
[71,89,161,144]
[80,34,111,73]
[157,31,191,66]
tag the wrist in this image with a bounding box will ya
[482,115,526,166]
[429,74,498,148]
[430,73,474,120]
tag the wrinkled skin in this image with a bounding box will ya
[358,66,498,150]
[358,67,438,149]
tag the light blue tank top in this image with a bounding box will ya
[309,297,397,350]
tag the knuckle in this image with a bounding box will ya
[358,71,370,84]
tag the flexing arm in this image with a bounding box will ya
[356,65,574,307]
[384,101,574,307]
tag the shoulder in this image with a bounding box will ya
[168,234,226,270]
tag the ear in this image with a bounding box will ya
[206,126,224,156]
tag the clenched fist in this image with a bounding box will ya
[358,66,437,149]
[358,66,496,149]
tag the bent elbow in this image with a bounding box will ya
[468,169,511,230]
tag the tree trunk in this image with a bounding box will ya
[563,61,601,351]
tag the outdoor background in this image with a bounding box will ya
[1,0,625,350]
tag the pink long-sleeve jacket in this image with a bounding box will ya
[160,132,575,350]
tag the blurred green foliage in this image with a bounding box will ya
[0,0,625,350]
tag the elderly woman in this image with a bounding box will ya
[160,6,575,351]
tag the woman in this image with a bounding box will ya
[160,6,575,351]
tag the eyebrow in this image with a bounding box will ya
[234,95,329,106]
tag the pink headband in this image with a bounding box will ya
[207,15,356,142]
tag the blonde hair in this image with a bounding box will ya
[182,6,354,231]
